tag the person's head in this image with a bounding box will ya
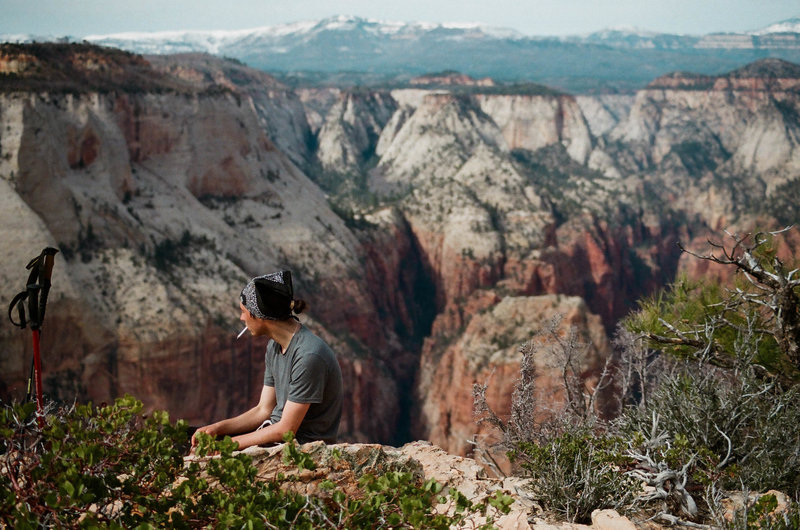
[239,270,307,334]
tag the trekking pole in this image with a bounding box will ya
[8,247,59,422]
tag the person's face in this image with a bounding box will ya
[240,302,261,336]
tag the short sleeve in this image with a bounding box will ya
[288,352,326,403]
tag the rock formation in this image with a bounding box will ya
[2,44,799,454]
[0,45,407,443]
[316,90,397,175]
[415,294,610,457]
[609,58,800,228]
[476,93,593,164]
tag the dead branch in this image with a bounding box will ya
[678,228,800,369]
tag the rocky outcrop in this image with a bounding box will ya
[220,440,641,530]
[610,58,800,227]
[145,53,315,172]
[369,92,548,309]
[294,87,342,135]
[410,72,496,87]
[316,90,398,174]
[415,294,610,458]
[575,94,635,137]
[499,216,684,328]
[367,89,675,332]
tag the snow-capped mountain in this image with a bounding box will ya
[72,14,800,56]
[2,15,799,93]
[81,15,525,56]
[750,17,800,35]
[4,14,799,54]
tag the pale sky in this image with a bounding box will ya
[1,0,798,38]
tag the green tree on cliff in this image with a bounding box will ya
[627,227,800,382]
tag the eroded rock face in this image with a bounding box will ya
[4,45,800,454]
[575,94,635,137]
[365,88,677,339]
[415,294,610,457]
[316,91,398,174]
[477,93,593,164]
[145,53,315,172]
[609,59,800,227]
[0,52,412,444]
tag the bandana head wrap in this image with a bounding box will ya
[240,270,294,320]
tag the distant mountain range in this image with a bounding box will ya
[4,15,800,92]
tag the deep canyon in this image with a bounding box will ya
[1,44,799,455]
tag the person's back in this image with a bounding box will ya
[264,325,342,444]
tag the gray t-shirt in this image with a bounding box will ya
[263,325,343,444]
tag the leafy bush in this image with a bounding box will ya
[627,229,800,379]
[622,229,800,501]
[728,493,800,530]
[1,396,505,528]
[1,396,188,526]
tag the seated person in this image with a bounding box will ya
[192,270,343,450]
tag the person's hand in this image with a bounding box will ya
[190,424,218,454]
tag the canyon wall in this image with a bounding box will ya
[2,45,799,453]
[0,47,417,443]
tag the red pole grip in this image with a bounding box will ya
[32,329,44,421]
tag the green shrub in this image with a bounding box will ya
[1,396,503,528]
[626,229,800,380]
[722,493,800,530]
[474,323,635,524]
[511,426,637,523]
[618,362,800,499]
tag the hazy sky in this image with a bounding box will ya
[2,0,798,38]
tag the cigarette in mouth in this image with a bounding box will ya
[237,327,248,339]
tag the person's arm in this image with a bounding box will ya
[231,400,311,450]
[191,385,277,449]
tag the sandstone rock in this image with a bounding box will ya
[388,88,433,110]
[410,72,496,87]
[575,95,635,137]
[415,293,611,458]
[719,489,793,524]
[146,53,315,171]
[316,90,397,174]
[590,509,637,530]
[476,93,593,164]
[611,59,800,226]
[198,440,654,530]
[0,51,409,444]
[295,87,342,135]
[370,92,509,194]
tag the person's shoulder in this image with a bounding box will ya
[295,326,335,356]
[296,325,322,344]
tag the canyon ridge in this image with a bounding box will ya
[1,43,799,453]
